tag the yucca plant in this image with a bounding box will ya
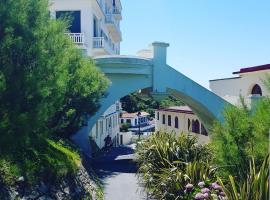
[218,154,269,200]
[136,132,217,199]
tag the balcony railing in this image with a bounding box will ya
[113,7,121,15]
[93,37,119,55]
[65,33,85,45]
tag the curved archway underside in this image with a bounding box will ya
[72,43,230,156]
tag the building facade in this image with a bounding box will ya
[155,106,209,144]
[210,64,270,106]
[49,0,122,57]
[120,111,155,133]
[90,101,121,149]
[49,0,122,149]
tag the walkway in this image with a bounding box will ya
[92,145,148,200]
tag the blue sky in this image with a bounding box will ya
[120,0,270,88]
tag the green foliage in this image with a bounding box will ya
[0,0,108,187]
[0,137,81,186]
[211,98,270,180]
[120,122,131,132]
[218,155,269,200]
[136,132,215,199]
[120,92,183,117]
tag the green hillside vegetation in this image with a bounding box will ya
[120,92,184,117]
[0,0,108,189]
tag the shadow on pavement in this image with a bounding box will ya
[91,145,138,180]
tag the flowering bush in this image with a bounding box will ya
[183,181,227,200]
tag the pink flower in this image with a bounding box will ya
[220,191,226,197]
[185,183,194,190]
[203,193,209,198]
[211,182,222,191]
[198,181,205,188]
[195,192,205,200]
[201,187,210,194]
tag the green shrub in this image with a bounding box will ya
[136,132,216,199]
[120,123,131,132]
[211,98,270,180]
[218,155,269,200]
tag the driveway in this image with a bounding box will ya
[92,145,148,200]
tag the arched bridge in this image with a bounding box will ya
[72,42,230,156]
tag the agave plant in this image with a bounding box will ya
[218,154,269,200]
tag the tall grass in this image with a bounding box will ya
[218,155,269,200]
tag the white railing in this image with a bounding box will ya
[105,14,115,24]
[105,14,121,35]
[93,37,119,55]
[65,33,85,45]
[93,37,105,48]
[113,7,121,15]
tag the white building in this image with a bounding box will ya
[210,64,270,106]
[120,111,155,133]
[49,0,122,57]
[49,0,122,149]
[155,106,209,144]
[90,101,121,148]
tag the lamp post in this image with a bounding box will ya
[137,112,141,140]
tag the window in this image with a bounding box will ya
[175,117,179,128]
[100,121,103,135]
[192,120,200,134]
[56,11,81,33]
[109,117,112,128]
[121,119,124,123]
[127,119,131,124]
[168,115,171,126]
[162,114,166,124]
[95,123,98,139]
[188,119,191,131]
[135,119,137,125]
[93,16,98,37]
[251,84,262,96]
[157,112,159,120]
[201,124,208,136]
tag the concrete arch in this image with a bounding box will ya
[72,42,230,156]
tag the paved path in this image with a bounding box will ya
[92,145,148,200]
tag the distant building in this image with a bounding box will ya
[90,101,121,149]
[210,64,270,106]
[155,106,209,144]
[49,0,123,149]
[120,111,155,133]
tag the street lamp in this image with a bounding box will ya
[137,112,141,140]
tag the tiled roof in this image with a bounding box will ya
[120,111,150,118]
[157,106,194,114]
[233,64,270,74]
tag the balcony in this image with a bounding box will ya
[93,37,119,56]
[113,7,122,20]
[65,33,85,46]
[105,14,122,42]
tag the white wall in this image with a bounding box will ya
[49,0,121,56]
[210,70,270,105]
[119,132,133,145]
[90,103,121,149]
[155,110,210,144]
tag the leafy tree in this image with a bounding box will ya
[0,0,108,185]
[120,92,183,117]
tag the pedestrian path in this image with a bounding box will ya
[92,145,148,200]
